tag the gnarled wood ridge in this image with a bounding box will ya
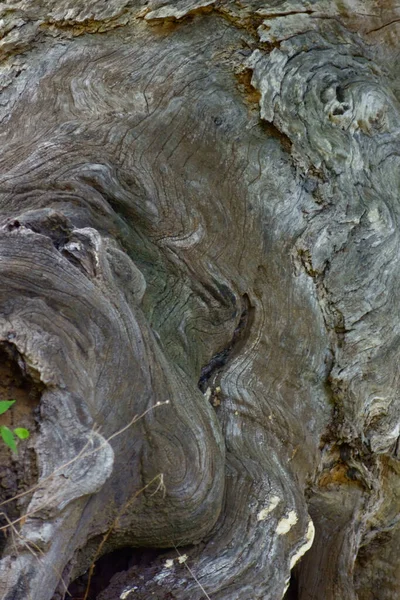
[0,1,400,599]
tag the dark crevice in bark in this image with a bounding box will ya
[2,210,101,278]
[235,67,293,151]
[366,17,400,35]
[260,120,293,153]
[204,8,264,39]
[145,4,216,25]
[198,293,253,393]
[235,67,262,107]
[259,10,315,20]
[3,211,73,250]
[66,546,174,600]
[283,570,299,599]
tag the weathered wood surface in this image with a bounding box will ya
[0,1,400,599]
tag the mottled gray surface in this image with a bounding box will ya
[0,1,399,599]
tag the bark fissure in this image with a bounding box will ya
[198,294,253,393]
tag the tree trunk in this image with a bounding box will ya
[0,1,399,599]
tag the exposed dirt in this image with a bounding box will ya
[0,343,41,554]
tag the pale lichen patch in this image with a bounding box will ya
[257,495,281,521]
[368,207,380,223]
[178,553,188,564]
[276,510,298,535]
[289,519,315,568]
[120,588,137,599]
[203,387,212,401]
[164,558,174,568]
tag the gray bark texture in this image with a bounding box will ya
[0,1,399,598]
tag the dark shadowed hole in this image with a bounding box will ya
[67,547,171,600]
[283,571,299,600]
[336,85,346,103]
[332,103,350,116]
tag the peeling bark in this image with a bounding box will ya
[0,1,399,599]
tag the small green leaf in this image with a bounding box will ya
[0,400,15,415]
[14,428,30,440]
[0,426,17,452]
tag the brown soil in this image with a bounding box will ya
[0,342,41,554]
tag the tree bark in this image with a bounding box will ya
[0,1,399,599]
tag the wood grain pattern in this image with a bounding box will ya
[0,2,399,599]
